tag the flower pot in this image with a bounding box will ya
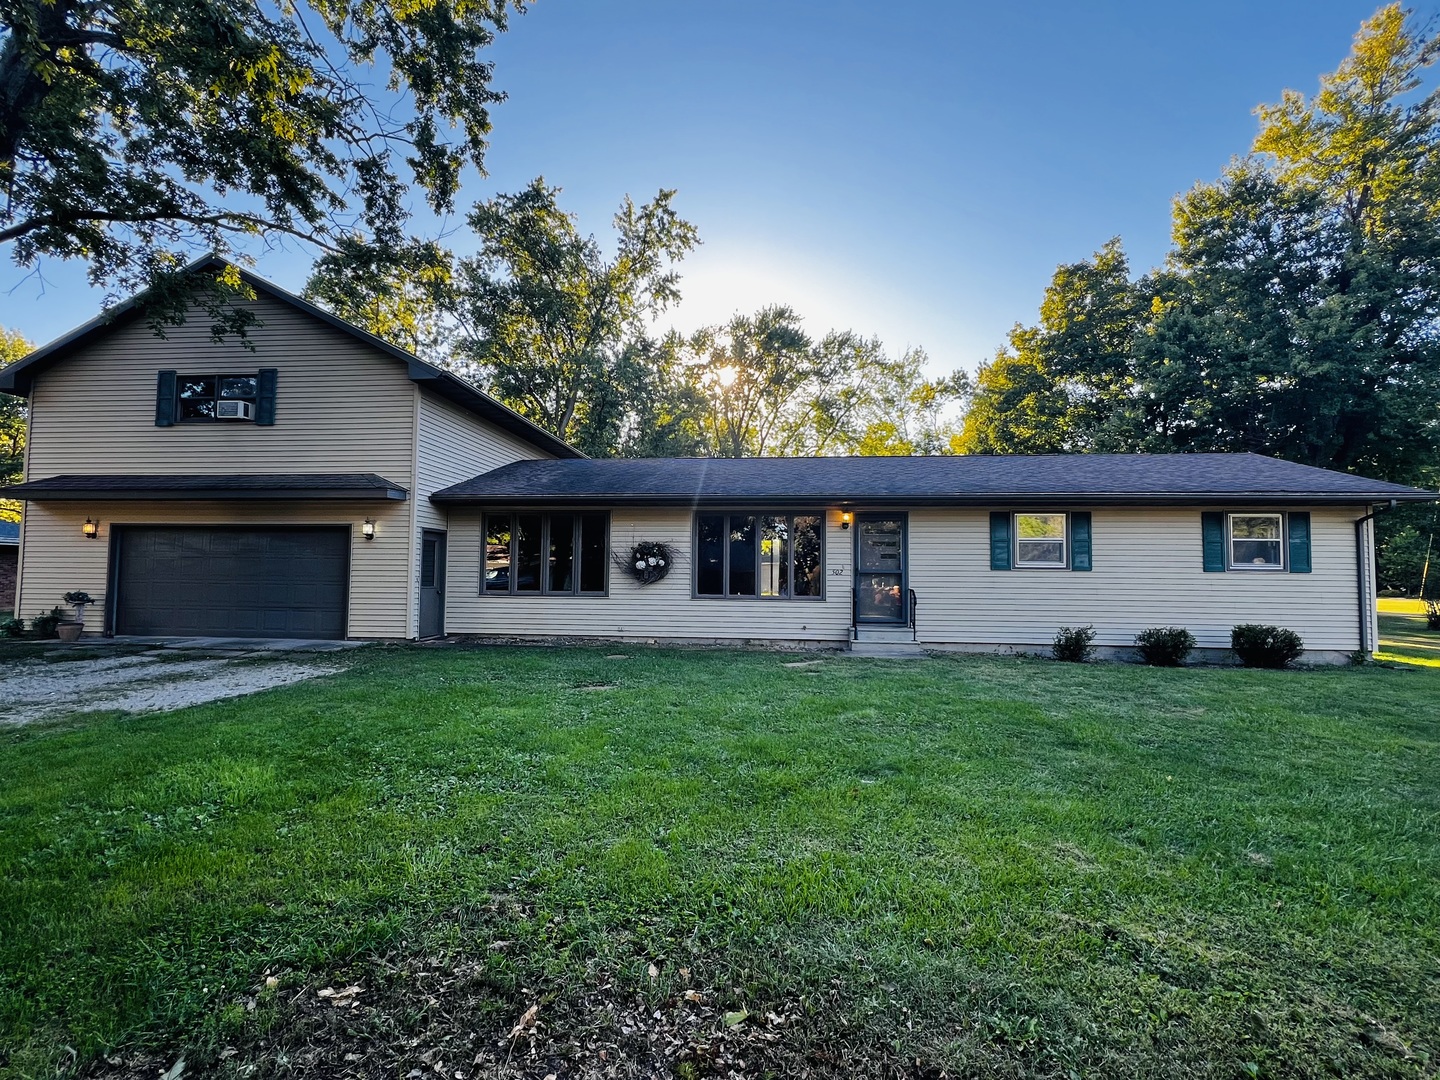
[56,620,83,643]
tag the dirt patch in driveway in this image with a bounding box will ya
[0,650,346,725]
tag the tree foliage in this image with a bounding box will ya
[960,5,1440,486]
[1,0,520,327]
[671,310,967,458]
[1,324,31,521]
[307,179,966,458]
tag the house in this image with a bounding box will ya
[2,263,1432,661]
[0,520,17,613]
[0,259,577,641]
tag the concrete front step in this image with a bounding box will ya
[853,625,916,641]
[847,640,927,659]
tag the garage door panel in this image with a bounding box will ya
[116,527,349,639]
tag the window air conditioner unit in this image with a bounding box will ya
[216,400,254,420]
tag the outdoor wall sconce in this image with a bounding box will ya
[82,517,99,539]
[840,511,852,530]
[361,518,376,541]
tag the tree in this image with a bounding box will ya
[679,311,967,458]
[1,325,31,522]
[450,180,700,455]
[1,0,520,328]
[959,5,1440,484]
[303,239,456,359]
[685,306,815,457]
[308,179,701,456]
[956,330,1074,454]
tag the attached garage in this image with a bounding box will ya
[113,526,350,639]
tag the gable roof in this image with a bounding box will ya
[0,255,582,460]
[431,453,1435,507]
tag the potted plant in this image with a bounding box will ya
[63,591,95,623]
[58,591,95,643]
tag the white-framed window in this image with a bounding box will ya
[1228,512,1284,570]
[1015,512,1068,568]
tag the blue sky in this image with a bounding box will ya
[0,0,1415,375]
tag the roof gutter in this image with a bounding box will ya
[429,491,1436,508]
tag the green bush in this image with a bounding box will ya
[1134,626,1196,666]
[30,607,64,639]
[1052,625,1096,663]
[0,617,25,638]
[1425,599,1440,631]
[1231,624,1304,669]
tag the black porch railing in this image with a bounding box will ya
[909,588,918,642]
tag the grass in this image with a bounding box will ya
[1378,611,1440,668]
[1,645,1437,1078]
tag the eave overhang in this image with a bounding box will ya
[1,473,410,502]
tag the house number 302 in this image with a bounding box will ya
[829,567,845,576]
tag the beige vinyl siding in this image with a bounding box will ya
[443,507,853,641]
[908,506,1365,652]
[17,501,410,637]
[24,292,415,481]
[410,390,555,635]
[443,504,1367,653]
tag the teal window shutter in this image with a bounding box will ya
[1071,511,1092,571]
[1201,512,1225,572]
[256,368,278,425]
[989,512,1012,570]
[1288,512,1311,573]
[155,370,177,427]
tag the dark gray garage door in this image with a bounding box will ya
[115,526,349,639]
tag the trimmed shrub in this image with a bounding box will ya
[1134,626,1196,667]
[1231,624,1304,669]
[1425,599,1440,631]
[1052,624,1096,663]
[0,617,25,638]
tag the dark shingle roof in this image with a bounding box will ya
[431,453,1434,507]
[1,473,408,501]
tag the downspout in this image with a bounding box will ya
[1354,501,1396,655]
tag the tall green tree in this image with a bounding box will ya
[306,178,701,456]
[1,0,520,327]
[680,311,967,458]
[1,325,32,522]
[452,180,700,455]
[960,4,1440,484]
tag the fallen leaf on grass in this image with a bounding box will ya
[723,1009,749,1028]
[316,985,364,1008]
[507,1003,540,1039]
[647,963,660,981]
[683,990,704,1003]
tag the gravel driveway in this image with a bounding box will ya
[0,645,354,725]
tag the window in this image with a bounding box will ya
[1229,513,1284,570]
[695,512,823,598]
[178,373,258,421]
[1015,513,1067,568]
[483,512,607,595]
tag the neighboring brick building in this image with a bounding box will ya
[0,521,17,614]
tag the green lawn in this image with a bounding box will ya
[1,646,1437,1078]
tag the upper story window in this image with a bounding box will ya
[1229,512,1284,569]
[156,368,277,426]
[179,374,258,421]
[1015,512,1068,568]
[695,512,824,599]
